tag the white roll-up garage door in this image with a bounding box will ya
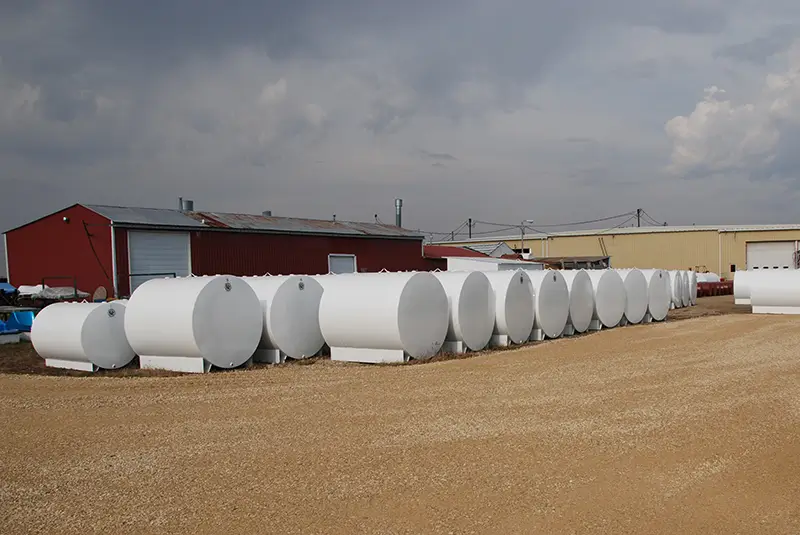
[128,231,191,292]
[746,241,797,271]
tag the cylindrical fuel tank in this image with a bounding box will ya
[432,271,495,351]
[124,275,263,369]
[586,270,626,328]
[525,270,570,338]
[749,271,800,313]
[733,271,753,305]
[681,271,691,307]
[558,270,594,333]
[697,272,721,283]
[32,301,135,369]
[317,271,449,360]
[638,269,671,321]
[483,270,535,344]
[689,270,698,305]
[615,268,649,324]
[668,271,684,308]
[241,275,325,360]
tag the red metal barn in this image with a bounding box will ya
[4,204,431,298]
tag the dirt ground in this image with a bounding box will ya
[2,296,799,534]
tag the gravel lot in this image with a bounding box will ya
[1,297,798,534]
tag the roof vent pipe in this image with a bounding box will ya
[395,198,403,228]
[180,198,194,212]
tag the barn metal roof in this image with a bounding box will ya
[423,245,488,259]
[85,205,206,228]
[85,204,423,239]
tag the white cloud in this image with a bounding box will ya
[665,42,800,178]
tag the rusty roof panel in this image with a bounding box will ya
[196,211,422,238]
[82,204,423,238]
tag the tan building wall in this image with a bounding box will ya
[442,228,800,279]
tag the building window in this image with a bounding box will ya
[512,248,531,254]
[730,264,736,272]
[328,254,357,274]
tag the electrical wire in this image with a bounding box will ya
[640,209,666,226]
[83,221,113,288]
[525,211,637,228]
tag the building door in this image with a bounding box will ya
[328,254,357,274]
[746,241,797,271]
[128,231,191,292]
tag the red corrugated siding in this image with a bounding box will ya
[115,228,130,297]
[190,231,431,275]
[6,205,114,295]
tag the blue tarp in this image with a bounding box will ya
[0,282,15,293]
[5,311,33,332]
[0,319,19,335]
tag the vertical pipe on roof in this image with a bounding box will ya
[395,198,403,227]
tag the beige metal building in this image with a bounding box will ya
[437,225,800,279]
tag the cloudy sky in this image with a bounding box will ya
[3,0,800,274]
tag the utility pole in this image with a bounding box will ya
[636,208,641,227]
[468,218,472,239]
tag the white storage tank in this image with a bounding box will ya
[558,270,594,334]
[733,271,753,305]
[124,275,263,373]
[241,275,325,363]
[432,271,495,353]
[750,270,800,314]
[317,271,449,363]
[526,270,570,340]
[668,271,684,309]
[31,301,135,372]
[585,270,626,329]
[483,270,535,347]
[697,272,721,283]
[681,271,691,307]
[615,269,649,324]
[689,270,698,305]
[638,269,671,321]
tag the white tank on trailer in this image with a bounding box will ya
[585,270,626,329]
[697,272,721,283]
[31,301,135,372]
[668,271,684,309]
[689,270,698,305]
[432,271,494,353]
[615,268,649,324]
[241,275,325,363]
[638,269,671,321]
[525,270,570,340]
[483,270,535,347]
[558,269,594,334]
[749,270,800,314]
[733,271,753,305]
[317,271,449,363]
[124,275,263,373]
[681,271,691,307]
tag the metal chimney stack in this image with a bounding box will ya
[180,198,194,212]
[394,198,403,227]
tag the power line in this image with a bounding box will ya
[526,211,636,228]
[640,209,665,226]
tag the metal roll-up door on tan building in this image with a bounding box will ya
[128,231,191,292]
[746,241,798,271]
